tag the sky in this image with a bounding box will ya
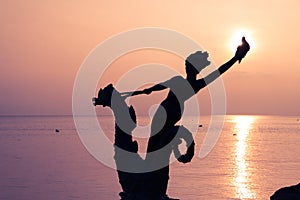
[0,1,300,116]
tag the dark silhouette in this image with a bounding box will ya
[270,183,300,200]
[93,84,192,200]
[93,37,250,200]
[237,37,250,63]
[128,37,250,198]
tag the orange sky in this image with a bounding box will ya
[0,1,300,115]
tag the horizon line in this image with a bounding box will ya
[0,114,299,117]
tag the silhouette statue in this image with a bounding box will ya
[93,37,250,200]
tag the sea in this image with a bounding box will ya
[0,115,300,200]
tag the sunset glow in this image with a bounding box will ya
[0,1,300,116]
[1,2,300,200]
[229,28,255,54]
[233,116,256,199]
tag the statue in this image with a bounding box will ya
[93,37,250,200]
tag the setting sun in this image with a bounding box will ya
[229,28,255,53]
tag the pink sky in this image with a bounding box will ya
[0,1,300,115]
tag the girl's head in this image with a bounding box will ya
[185,51,211,75]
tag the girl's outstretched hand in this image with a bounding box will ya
[235,37,250,63]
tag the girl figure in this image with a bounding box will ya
[129,38,250,200]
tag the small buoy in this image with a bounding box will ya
[55,129,60,133]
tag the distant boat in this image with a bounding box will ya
[198,124,203,127]
[55,129,60,133]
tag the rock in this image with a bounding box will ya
[270,183,300,200]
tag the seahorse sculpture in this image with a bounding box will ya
[93,84,194,200]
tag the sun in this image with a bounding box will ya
[229,28,255,54]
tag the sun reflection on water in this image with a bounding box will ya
[233,116,256,199]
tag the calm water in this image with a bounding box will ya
[0,115,300,200]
